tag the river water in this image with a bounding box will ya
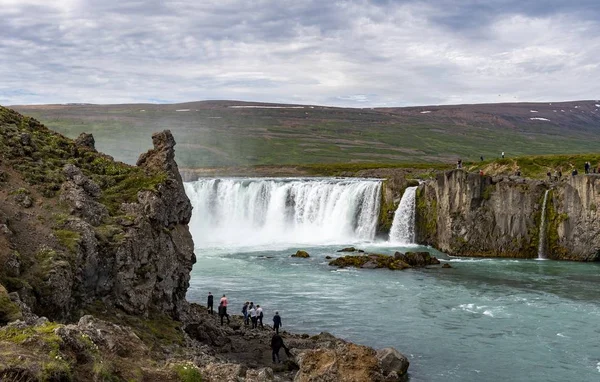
[184,179,600,381]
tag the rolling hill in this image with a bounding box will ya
[11,100,600,168]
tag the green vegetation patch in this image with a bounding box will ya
[0,106,168,216]
[53,229,81,253]
[0,284,22,324]
[173,363,203,382]
[84,303,184,350]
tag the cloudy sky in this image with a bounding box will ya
[1,0,599,107]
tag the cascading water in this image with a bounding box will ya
[184,178,382,247]
[537,190,550,260]
[389,186,418,244]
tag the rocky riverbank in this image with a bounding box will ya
[0,106,410,381]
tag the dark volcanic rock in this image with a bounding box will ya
[291,250,310,258]
[377,347,410,379]
[395,251,440,267]
[74,132,95,150]
[337,247,357,252]
[329,254,410,270]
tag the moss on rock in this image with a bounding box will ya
[329,254,411,270]
[0,284,22,324]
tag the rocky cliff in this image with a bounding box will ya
[0,106,195,321]
[415,169,600,261]
[548,175,600,261]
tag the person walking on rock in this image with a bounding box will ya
[273,311,282,334]
[242,301,249,326]
[256,305,264,329]
[585,161,590,174]
[249,304,258,329]
[501,151,505,159]
[271,333,290,364]
[207,292,214,315]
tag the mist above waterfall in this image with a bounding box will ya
[184,178,381,248]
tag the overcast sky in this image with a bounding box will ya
[1,0,599,107]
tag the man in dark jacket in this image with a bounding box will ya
[207,292,214,315]
[273,311,282,334]
[270,333,290,364]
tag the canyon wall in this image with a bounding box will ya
[415,170,600,261]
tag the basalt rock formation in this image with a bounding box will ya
[415,169,600,261]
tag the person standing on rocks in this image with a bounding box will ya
[220,294,229,319]
[207,292,214,315]
[218,301,230,325]
[256,305,264,328]
[218,295,230,325]
[273,311,282,334]
[242,301,249,326]
[271,333,290,364]
[501,151,505,159]
[249,304,258,329]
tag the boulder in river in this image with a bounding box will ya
[394,251,440,267]
[377,347,410,379]
[329,254,410,271]
[337,247,357,252]
[291,250,310,258]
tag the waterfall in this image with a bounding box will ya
[389,186,418,244]
[537,190,550,260]
[184,178,382,247]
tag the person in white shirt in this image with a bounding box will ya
[249,305,257,329]
[256,305,264,328]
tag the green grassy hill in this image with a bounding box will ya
[11,100,600,168]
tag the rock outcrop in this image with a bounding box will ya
[291,250,310,258]
[329,252,439,270]
[548,176,600,261]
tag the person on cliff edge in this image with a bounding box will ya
[218,301,230,325]
[271,333,290,364]
[207,292,214,315]
[273,311,282,334]
[242,301,249,326]
[249,304,258,329]
[256,305,264,328]
[220,294,229,320]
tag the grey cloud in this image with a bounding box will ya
[0,0,599,106]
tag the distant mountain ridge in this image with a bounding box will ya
[12,100,600,168]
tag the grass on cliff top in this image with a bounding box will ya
[465,153,600,179]
[0,106,166,216]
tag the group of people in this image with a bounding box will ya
[206,292,283,333]
[206,292,288,363]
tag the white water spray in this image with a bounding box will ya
[537,190,550,259]
[184,178,382,247]
[389,186,418,244]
